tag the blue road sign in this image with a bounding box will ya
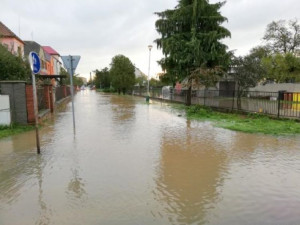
[29,51,41,74]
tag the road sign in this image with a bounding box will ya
[61,55,81,133]
[61,55,81,74]
[29,51,41,74]
[28,51,41,153]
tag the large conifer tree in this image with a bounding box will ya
[155,0,231,105]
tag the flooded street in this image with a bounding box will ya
[1,90,300,225]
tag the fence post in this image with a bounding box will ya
[277,91,281,118]
[232,89,235,111]
[203,89,206,106]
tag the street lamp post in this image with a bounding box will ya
[147,45,153,102]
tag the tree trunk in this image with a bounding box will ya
[186,86,192,106]
[122,88,126,95]
[118,89,121,95]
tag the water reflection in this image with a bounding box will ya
[110,95,136,122]
[36,155,51,225]
[153,120,228,224]
[110,95,136,140]
[66,148,87,204]
[1,93,300,225]
[0,131,39,205]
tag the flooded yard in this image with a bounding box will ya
[1,90,300,225]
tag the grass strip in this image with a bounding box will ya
[173,104,300,135]
[0,124,35,139]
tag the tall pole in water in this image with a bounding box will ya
[29,51,41,154]
[147,45,153,101]
[69,55,76,132]
[61,55,80,134]
[90,72,92,85]
[32,71,40,154]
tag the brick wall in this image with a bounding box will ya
[25,85,35,124]
[0,82,69,124]
[43,85,54,112]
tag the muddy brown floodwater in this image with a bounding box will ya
[1,90,300,225]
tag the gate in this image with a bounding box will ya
[0,95,11,125]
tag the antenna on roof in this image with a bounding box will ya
[18,16,21,37]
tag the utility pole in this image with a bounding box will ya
[69,55,76,132]
[61,55,81,133]
[32,72,40,154]
[29,52,41,154]
[146,45,153,102]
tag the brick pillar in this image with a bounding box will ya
[63,85,67,98]
[49,86,54,113]
[26,85,35,123]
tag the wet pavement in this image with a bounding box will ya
[1,90,300,225]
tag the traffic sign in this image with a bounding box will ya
[61,55,81,133]
[29,51,41,74]
[61,55,81,75]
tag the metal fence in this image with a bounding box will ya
[56,86,65,102]
[37,87,46,111]
[133,87,300,119]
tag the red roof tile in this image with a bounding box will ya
[0,21,24,44]
[42,46,60,56]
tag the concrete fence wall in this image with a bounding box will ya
[0,95,11,125]
[250,83,300,93]
[0,81,28,124]
[0,81,71,124]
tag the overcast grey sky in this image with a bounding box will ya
[1,0,300,80]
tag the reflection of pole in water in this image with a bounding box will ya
[36,156,51,225]
[67,168,86,199]
[66,148,87,202]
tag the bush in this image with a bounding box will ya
[0,44,31,81]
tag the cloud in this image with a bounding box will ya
[1,0,299,79]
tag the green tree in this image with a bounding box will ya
[135,74,147,87]
[262,53,300,83]
[231,54,266,109]
[94,67,111,89]
[155,0,231,105]
[60,67,69,85]
[249,45,271,59]
[60,67,84,86]
[0,44,31,81]
[263,19,300,54]
[110,55,135,94]
[149,78,163,87]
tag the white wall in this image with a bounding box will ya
[250,83,300,93]
[0,95,11,125]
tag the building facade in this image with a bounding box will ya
[0,21,24,57]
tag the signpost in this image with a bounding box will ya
[29,51,41,154]
[61,55,81,132]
